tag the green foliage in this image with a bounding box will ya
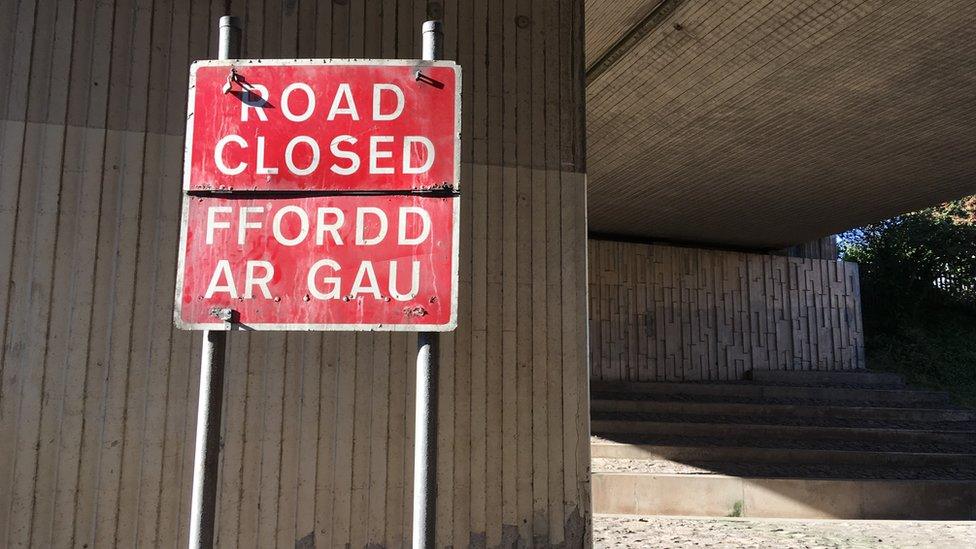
[840,196,976,405]
[865,302,976,407]
[728,500,743,518]
[841,197,976,314]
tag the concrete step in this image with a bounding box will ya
[590,380,952,406]
[746,369,905,388]
[591,456,976,480]
[590,398,976,422]
[591,472,976,519]
[590,441,976,467]
[591,418,976,447]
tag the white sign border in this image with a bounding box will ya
[175,58,461,332]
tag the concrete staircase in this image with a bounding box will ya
[590,371,976,520]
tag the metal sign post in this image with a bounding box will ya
[187,15,239,549]
[412,21,443,549]
[180,15,458,549]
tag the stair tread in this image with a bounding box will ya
[590,390,956,409]
[590,410,976,432]
[590,433,976,454]
[592,380,942,391]
[746,369,906,388]
[738,381,906,389]
[591,457,976,480]
[590,397,976,420]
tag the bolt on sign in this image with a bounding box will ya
[175,60,461,331]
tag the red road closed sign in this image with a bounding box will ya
[175,59,460,331]
[184,60,459,192]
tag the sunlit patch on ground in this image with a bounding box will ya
[593,514,976,548]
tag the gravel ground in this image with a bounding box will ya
[593,514,976,548]
[592,457,711,475]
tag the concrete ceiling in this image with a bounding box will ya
[585,0,976,248]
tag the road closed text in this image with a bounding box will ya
[176,195,457,329]
[186,62,460,192]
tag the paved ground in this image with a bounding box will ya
[593,514,976,548]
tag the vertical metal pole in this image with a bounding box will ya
[188,329,227,549]
[413,332,438,549]
[188,15,240,549]
[421,19,444,60]
[412,19,443,549]
[217,15,243,62]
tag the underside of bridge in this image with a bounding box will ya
[585,0,976,249]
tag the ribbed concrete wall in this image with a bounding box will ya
[0,1,590,547]
[589,239,864,382]
[777,236,839,261]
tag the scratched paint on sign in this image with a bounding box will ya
[175,194,458,330]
